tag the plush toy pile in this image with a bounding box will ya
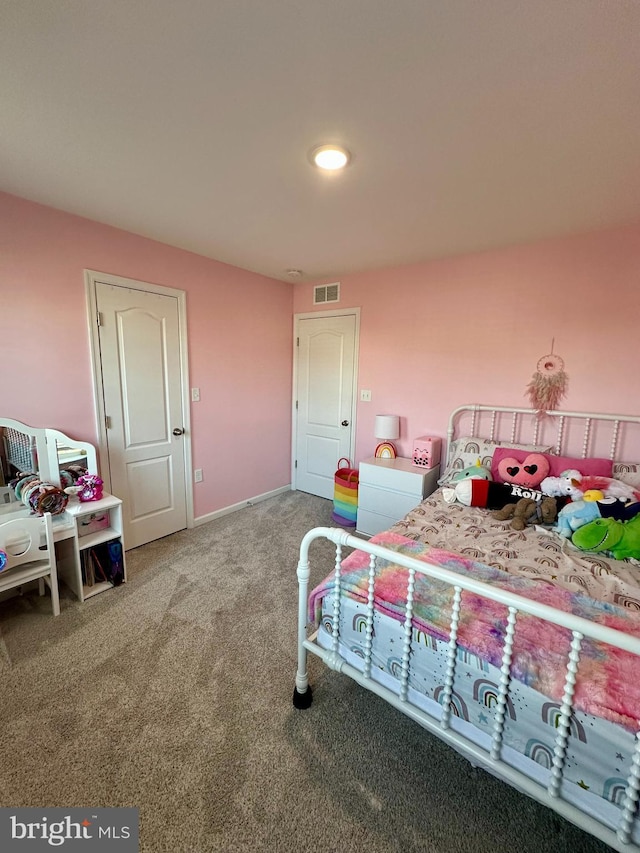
[441,455,640,560]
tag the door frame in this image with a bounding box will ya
[84,269,195,531]
[291,307,360,491]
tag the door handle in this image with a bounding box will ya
[341,420,349,426]
[173,428,185,436]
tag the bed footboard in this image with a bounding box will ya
[293,526,640,853]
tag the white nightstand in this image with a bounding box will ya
[357,457,440,537]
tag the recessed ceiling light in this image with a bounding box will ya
[310,144,351,171]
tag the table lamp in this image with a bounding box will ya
[374,414,400,458]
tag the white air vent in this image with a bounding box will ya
[314,282,340,305]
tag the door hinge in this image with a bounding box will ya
[96,310,103,327]
[296,337,299,346]
[295,400,298,410]
[295,460,297,468]
[105,415,111,430]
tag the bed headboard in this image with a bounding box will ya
[447,404,640,463]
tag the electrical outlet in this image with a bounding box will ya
[360,389,372,402]
[194,468,203,483]
[191,387,200,402]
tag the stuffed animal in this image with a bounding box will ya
[572,514,640,561]
[496,453,550,489]
[541,469,582,497]
[492,496,560,531]
[582,489,605,502]
[556,497,640,538]
[451,459,492,482]
[567,475,640,503]
[556,499,601,538]
[443,479,527,508]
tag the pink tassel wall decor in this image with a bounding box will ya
[526,344,568,416]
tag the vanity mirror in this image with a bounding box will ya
[44,427,98,488]
[0,418,99,511]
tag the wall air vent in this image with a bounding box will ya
[313,282,340,305]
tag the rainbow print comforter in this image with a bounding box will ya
[309,531,640,732]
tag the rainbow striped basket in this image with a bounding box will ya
[332,458,359,527]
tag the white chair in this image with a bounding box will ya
[0,512,60,616]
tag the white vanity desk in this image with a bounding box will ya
[0,418,126,602]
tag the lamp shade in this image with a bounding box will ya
[374,414,400,441]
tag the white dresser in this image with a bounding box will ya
[357,457,440,537]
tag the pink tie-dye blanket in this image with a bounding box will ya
[309,531,640,732]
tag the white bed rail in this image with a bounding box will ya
[294,526,640,852]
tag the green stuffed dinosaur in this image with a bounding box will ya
[572,514,640,561]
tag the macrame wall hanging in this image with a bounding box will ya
[526,340,569,415]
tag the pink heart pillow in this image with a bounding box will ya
[497,453,550,488]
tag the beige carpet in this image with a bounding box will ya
[0,491,613,852]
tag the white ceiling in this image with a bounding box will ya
[2,1,640,283]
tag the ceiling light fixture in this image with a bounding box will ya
[286,269,303,278]
[310,144,351,171]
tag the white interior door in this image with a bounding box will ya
[95,282,188,549]
[294,313,357,499]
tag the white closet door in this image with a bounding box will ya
[96,282,187,549]
[294,314,357,499]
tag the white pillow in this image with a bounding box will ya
[438,436,554,486]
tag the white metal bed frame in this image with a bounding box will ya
[293,405,640,852]
[444,403,639,462]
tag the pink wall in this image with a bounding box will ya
[0,192,293,518]
[293,224,640,464]
[4,188,639,520]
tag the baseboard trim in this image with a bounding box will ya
[193,485,292,527]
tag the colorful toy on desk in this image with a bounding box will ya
[9,472,68,515]
[31,486,69,516]
[11,473,39,503]
[76,474,104,502]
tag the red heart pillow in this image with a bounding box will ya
[497,453,550,488]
